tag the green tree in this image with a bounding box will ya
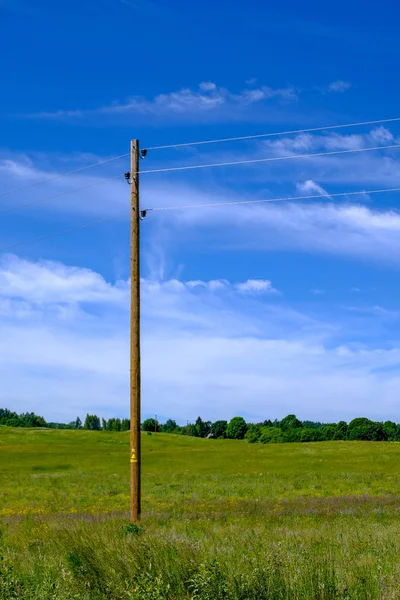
[245,424,262,443]
[162,419,178,433]
[383,420,397,441]
[226,416,248,440]
[172,425,185,434]
[347,417,371,434]
[299,428,322,442]
[211,420,228,438]
[347,418,387,441]
[194,416,211,438]
[84,414,101,431]
[280,414,303,432]
[333,421,348,440]
[319,424,338,440]
[302,420,325,429]
[142,418,158,432]
[110,418,121,432]
[121,418,130,431]
[259,427,285,444]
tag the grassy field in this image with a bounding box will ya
[2,428,400,598]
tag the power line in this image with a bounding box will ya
[0,213,127,253]
[3,185,400,253]
[144,186,400,213]
[0,153,129,199]
[145,117,400,151]
[1,115,398,202]
[3,142,399,218]
[139,143,400,176]
[2,144,399,217]
[0,173,123,216]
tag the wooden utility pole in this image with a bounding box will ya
[130,139,141,523]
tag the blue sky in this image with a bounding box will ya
[2,0,400,424]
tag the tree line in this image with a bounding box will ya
[0,410,129,431]
[2,407,400,443]
[0,408,47,428]
[142,415,400,442]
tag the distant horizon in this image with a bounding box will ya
[2,406,400,429]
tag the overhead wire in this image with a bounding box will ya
[1,143,400,216]
[0,152,129,199]
[145,116,400,151]
[3,185,400,253]
[2,117,400,247]
[0,213,127,253]
[1,115,400,201]
[143,185,400,213]
[1,115,399,205]
[0,173,124,216]
[138,143,400,176]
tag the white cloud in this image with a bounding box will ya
[199,81,217,92]
[1,255,400,424]
[0,254,129,305]
[344,305,398,322]
[26,81,298,121]
[296,180,330,197]
[2,123,399,222]
[3,130,400,273]
[235,279,277,294]
[186,279,228,291]
[369,126,394,144]
[142,180,400,267]
[327,80,352,93]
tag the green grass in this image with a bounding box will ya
[2,429,400,598]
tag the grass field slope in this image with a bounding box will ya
[2,429,400,598]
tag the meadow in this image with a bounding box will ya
[2,428,400,598]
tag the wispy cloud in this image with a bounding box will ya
[169,198,400,266]
[3,127,400,270]
[296,180,331,197]
[235,279,278,294]
[327,80,352,93]
[26,81,298,122]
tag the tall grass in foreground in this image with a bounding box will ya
[2,507,400,599]
[2,430,400,598]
